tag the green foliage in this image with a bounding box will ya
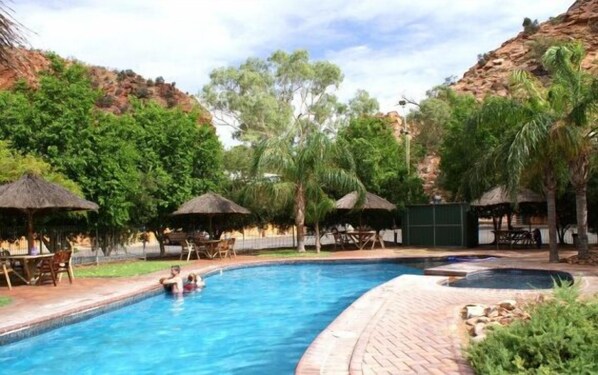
[252,130,363,251]
[346,89,380,118]
[410,85,454,153]
[0,296,11,307]
[339,116,425,207]
[467,283,598,375]
[478,52,491,66]
[526,37,566,61]
[0,53,224,254]
[202,49,345,143]
[522,17,540,35]
[75,260,182,277]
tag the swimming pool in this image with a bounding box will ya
[446,268,573,290]
[0,261,433,374]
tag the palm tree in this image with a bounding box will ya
[252,130,364,252]
[0,2,25,66]
[468,42,597,261]
[541,43,598,259]
[466,94,563,262]
[305,192,335,253]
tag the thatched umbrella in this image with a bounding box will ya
[172,192,250,237]
[0,173,99,254]
[335,191,396,211]
[471,186,544,231]
[335,191,396,229]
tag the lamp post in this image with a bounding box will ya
[398,100,410,175]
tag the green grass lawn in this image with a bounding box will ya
[255,249,331,257]
[0,296,11,307]
[75,260,181,278]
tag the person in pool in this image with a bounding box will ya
[183,273,206,293]
[160,265,183,295]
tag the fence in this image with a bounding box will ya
[2,226,597,265]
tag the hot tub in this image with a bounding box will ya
[446,268,574,290]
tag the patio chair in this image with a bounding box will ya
[215,240,230,259]
[180,239,200,262]
[1,251,13,290]
[36,255,57,287]
[54,250,74,283]
[227,238,237,257]
[331,230,347,250]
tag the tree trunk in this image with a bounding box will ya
[574,186,589,259]
[295,184,306,252]
[315,222,321,253]
[545,186,559,262]
[153,229,166,257]
[569,157,590,259]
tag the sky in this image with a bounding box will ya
[14,0,573,147]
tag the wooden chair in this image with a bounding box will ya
[227,238,237,257]
[180,239,200,261]
[36,257,57,287]
[1,251,13,290]
[215,240,230,259]
[54,250,74,283]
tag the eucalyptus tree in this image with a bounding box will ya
[541,43,598,259]
[202,49,345,144]
[252,130,364,252]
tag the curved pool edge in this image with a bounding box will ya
[0,255,441,346]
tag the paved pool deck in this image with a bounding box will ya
[1,247,597,374]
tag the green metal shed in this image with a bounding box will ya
[402,203,478,247]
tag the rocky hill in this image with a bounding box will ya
[453,0,598,98]
[0,48,211,123]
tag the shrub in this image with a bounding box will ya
[589,19,598,34]
[96,94,115,108]
[523,17,540,35]
[477,52,491,66]
[155,76,165,85]
[134,85,151,99]
[549,15,565,25]
[526,37,566,61]
[146,78,154,86]
[467,282,598,375]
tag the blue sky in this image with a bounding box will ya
[14,0,573,146]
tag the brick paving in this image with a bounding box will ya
[0,248,597,374]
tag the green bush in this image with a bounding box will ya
[523,17,540,35]
[467,283,598,374]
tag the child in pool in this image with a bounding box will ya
[183,273,206,293]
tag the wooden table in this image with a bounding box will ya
[0,253,54,284]
[492,230,533,249]
[194,240,222,259]
[345,231,377,250]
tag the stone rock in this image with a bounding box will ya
[499,317,514,325]
[492,58,505,65]
[465,305,487,319]
[486,321,502,330]
[499,300,517,310]
[465,317,478,326]
[474,322,486,336]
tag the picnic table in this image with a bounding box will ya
[345,231,377,250]
[0,253,54,284]
[194,240,223,259]
[492,229,533,249]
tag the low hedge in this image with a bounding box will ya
[467,283,598,374]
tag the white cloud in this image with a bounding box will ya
[14,0,573,146]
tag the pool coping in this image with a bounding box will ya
[1,252,596,373]
[0,256,448,345]
[295,261,593,375]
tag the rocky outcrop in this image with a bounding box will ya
[0,48,211,124]
[453,0,598,98]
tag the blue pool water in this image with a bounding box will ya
[0,261,432,374]
[447,268,573,290]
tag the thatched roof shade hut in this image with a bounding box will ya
[0,173,98,254]
[335,191,396,211]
